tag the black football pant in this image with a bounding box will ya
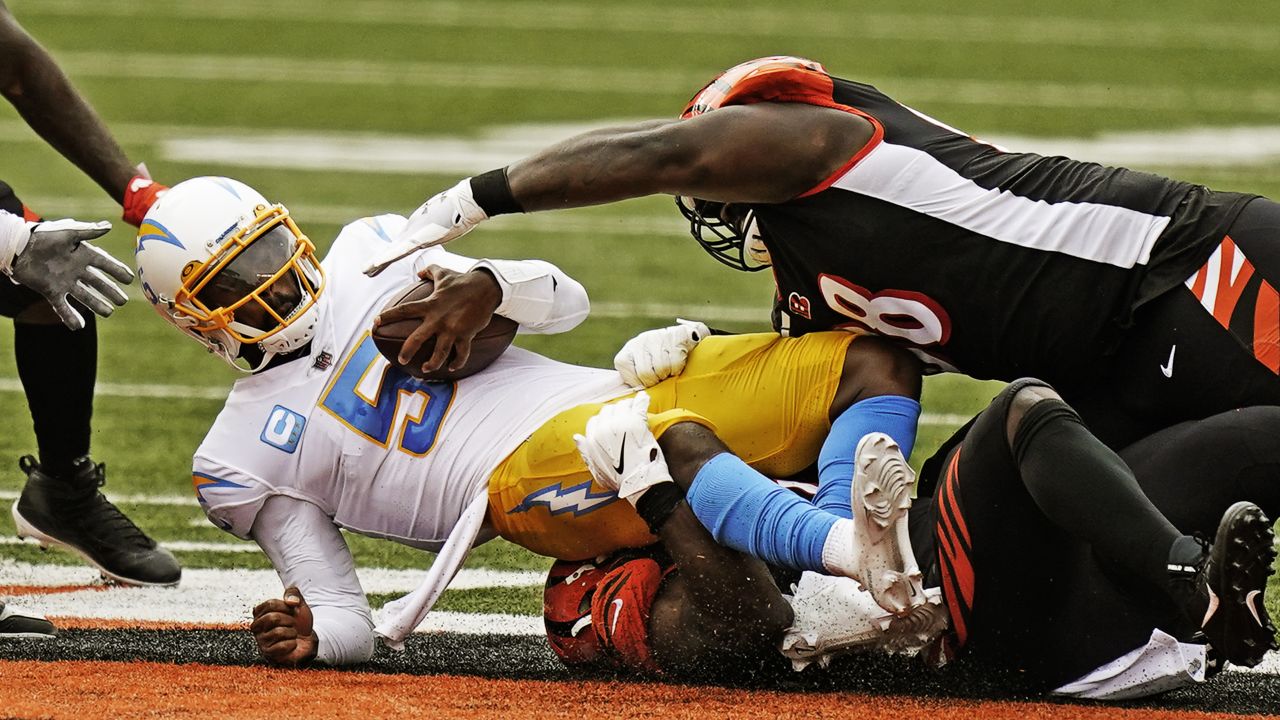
[911,380,1280,689]
[1066,196,1280,449]
[0,181,98,477]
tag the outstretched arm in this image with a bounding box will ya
[0,3,134,200]
[364,102,873,276]
[509,103,872,208]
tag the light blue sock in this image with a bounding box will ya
[685,452,839,572]
[813,395,921,518]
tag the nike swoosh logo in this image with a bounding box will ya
[1161,345,1176,378]
[610,598,625,632]
[1246,589,1264,625]
[612,435,626,475]
[1202,588,1220,627]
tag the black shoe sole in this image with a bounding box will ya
[1204,501,1279,668]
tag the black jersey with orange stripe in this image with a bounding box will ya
[683,57,1255,384]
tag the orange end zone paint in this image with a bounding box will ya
[0,660,1272,720]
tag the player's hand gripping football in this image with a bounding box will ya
[373,264,503,376]
[364,180,488,277]
[614,319,710,388]
[2,219,133,330]
[573,391,674,506]
[251,586,318,667]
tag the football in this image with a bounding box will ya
[372,279,519,382]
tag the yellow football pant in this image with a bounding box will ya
[486,331,854,560]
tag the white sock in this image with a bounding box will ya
[820,518,857,577]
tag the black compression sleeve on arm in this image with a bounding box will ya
[469,168,524,217]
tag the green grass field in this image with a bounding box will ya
[1,0,1279,619]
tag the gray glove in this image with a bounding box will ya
[11,219,134,330]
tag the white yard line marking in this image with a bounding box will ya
[22,0,1280,52]
[0,562,544,633]
[159,125,1280,176]
[0,489,198,507]
[15,120,1280,179]
[0,377,230,402]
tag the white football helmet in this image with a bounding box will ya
[134,176,325,371]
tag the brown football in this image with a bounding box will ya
[372,279,519,382]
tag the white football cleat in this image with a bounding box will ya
[824,432,924,615]
[854,432,924,613]
[781,571,948,670]
[573,391,674,506]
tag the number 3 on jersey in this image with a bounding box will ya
[320,333,455,456]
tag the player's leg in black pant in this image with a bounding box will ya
[1123,405,1280,534]
[0,180,179,586]
[932,379,1275,687]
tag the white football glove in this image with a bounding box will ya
[614,319,711,388]
[572,391,674,506]
[364,179,488,277]
[0,215,132,330]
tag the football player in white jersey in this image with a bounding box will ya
[136,176,934,668]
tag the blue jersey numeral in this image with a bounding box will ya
[320,334,455,456]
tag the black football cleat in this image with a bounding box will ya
[12,455,181,587]
[1170,502,1278,668]
[0,601,56,639]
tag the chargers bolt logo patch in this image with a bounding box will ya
[261,405,306,453]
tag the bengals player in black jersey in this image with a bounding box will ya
[0,1,176,639]
[546,377,1280,698]
[373,56,1280,453]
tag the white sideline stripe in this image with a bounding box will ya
[0,562,543,633]
[10,51,1279,114]
[22,0,1280,52]
[0,378,972,428]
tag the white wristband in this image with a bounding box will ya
[0,212,33,275]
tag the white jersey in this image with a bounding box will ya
[193,215,629,544]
